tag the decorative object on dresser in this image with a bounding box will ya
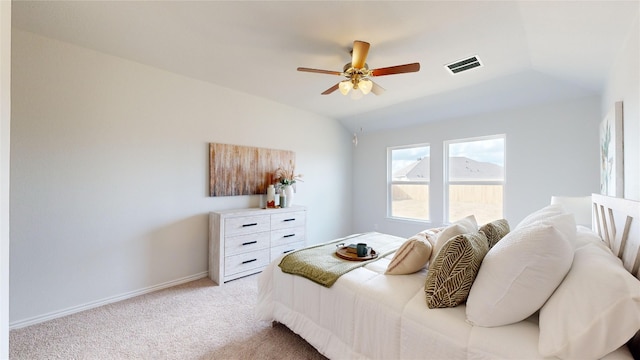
[275,159,303,206]
[209,143,295,197]
[266,184,277,208]
[209,206,306,285]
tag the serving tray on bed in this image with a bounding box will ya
[335,247,378,261]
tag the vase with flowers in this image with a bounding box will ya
[275,160,303,207]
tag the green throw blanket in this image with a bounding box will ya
[278,232,405,287]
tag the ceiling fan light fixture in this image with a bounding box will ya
[350,89,364,100]
[339,80,353,95]
[359,79,373,95]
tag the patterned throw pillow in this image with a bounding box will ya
[424,231,489,309]
[479,219,510,249]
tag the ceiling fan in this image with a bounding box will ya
[297,40,420,97]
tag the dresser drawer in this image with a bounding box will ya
[271,211,306,230]
[224,249,270,276]
[225,232,270,256]
[271,241,305,260]
[271,226,305,246]
[225,215,270,236]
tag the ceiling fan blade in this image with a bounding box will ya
[371,81,385,95]
[371,62,421,77]
[321,83,340,95]
[297,67,342,76]
[351,40,370,69]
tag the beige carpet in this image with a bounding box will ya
[10,275,327,359]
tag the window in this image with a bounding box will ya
[388,145,430,221]
[445,136,505,224]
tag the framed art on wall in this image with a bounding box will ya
[209,143,295,197]
[600,101,624,197]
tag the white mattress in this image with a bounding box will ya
[257,247,632,360]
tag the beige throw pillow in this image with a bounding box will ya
[430,215,478,264]
[424,231,489,309]
[421,227,443,250]
[385,233,433,275]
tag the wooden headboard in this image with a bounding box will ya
[592,194,640,279]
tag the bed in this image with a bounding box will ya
[257,194,640,359]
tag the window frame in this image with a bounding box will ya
[387,143,431,222]
[443,134,506,224]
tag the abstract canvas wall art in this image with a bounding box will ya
[600,101,624,197]
[209,143,295,197]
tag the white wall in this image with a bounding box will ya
[602,14,639,201]
[10,30,353,326]
[353,96,601,238]
[1,1,11,356]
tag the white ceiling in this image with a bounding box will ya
[11,1,640,133]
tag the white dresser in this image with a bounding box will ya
[209,206,306,284]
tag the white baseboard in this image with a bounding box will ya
[9,271,209,330]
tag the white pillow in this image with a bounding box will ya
[517,204,578,248]
[516,203,565,229]
[539,227,640,359]
[465,223,574,327]
[550,195,592,227]
[574,225,602,248]
[429,215,477,264]
[535,213,578,249]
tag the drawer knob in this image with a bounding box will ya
[283,234,295,238]
[242,223,258,227]
[283,218,295,222]
[242,259,257,264]
[242,241,258,246]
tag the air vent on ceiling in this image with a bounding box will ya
[446,56,482,74]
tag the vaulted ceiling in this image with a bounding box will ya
[11,1,640,132]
